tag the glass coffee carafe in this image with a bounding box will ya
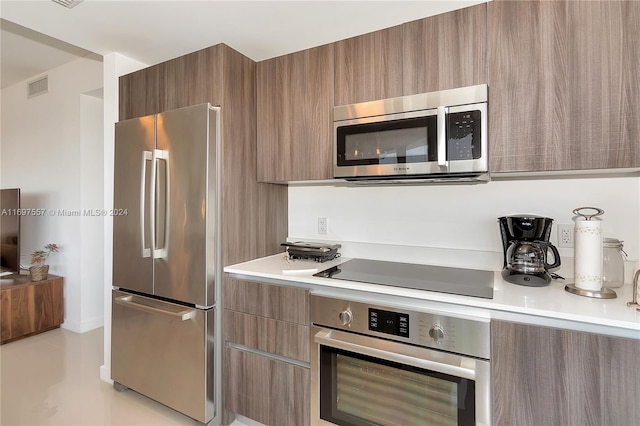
[506,240,560,275]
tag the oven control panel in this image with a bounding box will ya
[311,294,490,359]
[369,308,409,338]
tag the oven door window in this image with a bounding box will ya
[336,116,438,166]
[320,346,475,426]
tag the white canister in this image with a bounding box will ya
[573,219,603,291]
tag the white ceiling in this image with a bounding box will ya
[0,0,486,89]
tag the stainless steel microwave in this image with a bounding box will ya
[334,84,488,182]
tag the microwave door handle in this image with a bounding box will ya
[437,106,448,168]
[140,151,152,258]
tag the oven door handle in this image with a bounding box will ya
[315,328,480,381]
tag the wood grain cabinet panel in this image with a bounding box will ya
[118,65,161,120]
[1,275,64,344]
[256,44,334,182]
[334,25,403,105]
[225,347,310,426]
[403,3,487,95]
[223,279,309,325]
[488,0,640,173]
[224,310,310,362]
[492,320,640,425]
[223,280,311,424]
[160,46,223,112]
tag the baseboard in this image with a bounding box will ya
[60,316,104,333]
[100,364,112,384]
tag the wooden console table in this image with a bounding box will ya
[0,274,64,344]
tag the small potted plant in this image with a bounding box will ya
[30,243,60,281]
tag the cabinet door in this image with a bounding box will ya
[119,65,161,120]
[403,3,487,95]
[491,320,640,425]
[225,347,310,426]
[334,25,403,105]
[488,1,640,173]
[160,46,222,112]
[257,44,334,182]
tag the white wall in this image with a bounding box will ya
[289,176,640,278]
[80,91,105,331]
[99,52,148,384]
[0,56,104,333]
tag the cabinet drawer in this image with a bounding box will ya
[225,346,310,426]
[223,279,309,325]
[224,309,309,362]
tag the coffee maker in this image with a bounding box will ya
[498,215,561,286]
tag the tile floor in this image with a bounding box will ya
[0,327,205,425]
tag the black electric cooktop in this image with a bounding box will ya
[314,258,494,299]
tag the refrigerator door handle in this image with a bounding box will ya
[140,151,153,258]
[114,295,195,321]
[153,149,169,259]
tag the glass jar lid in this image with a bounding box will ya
[603,237,623,248]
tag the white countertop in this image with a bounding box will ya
[224,253,640,339]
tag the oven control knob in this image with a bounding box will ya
[338,310,353,326]
[429,325,445,341]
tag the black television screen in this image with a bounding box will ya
[0,188,21,276]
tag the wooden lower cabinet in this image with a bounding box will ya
[225,346,310,426]
[0,275,64,344]
[223,280,310,425]
[491,320,640,425]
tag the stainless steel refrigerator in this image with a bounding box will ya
[111,103,220,424]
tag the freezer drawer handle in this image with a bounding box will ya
[114,295,195,321]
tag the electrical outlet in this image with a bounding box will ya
[557,224,574,248]
[318,217,328,235]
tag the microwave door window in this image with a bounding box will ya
[338,116,437,166]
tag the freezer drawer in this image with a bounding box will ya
[111,290,214,423]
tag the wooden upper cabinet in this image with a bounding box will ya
[488,0,640,173]
[334,26,403,105]
[119,46,225,120]
[403,3,487,95]
[257,44,334,183]
[161,46,223,112]
[119,64,161,120]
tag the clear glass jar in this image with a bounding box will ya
[602,238,627,288]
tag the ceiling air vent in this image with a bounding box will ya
[28,76,48,98]
[51,0,83,9]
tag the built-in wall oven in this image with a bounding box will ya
[311,295,491,426]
